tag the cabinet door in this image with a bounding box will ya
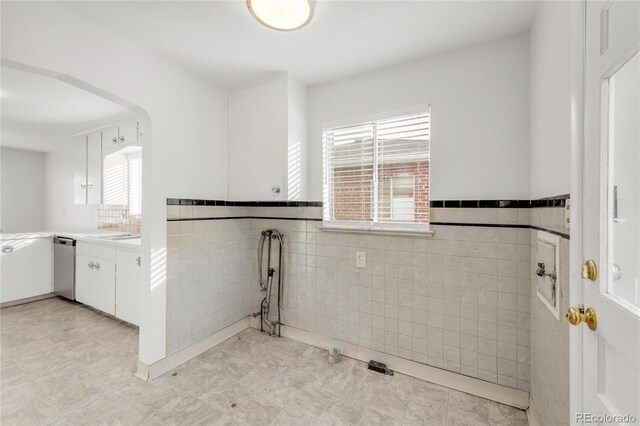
[118,122,138,147]
[0,238,52,303]
[115,250,140,325]
[73,135,87,204]
[76,254,115,315]
[86,131,103,205]
[75,254,95,307]
[102,126,120,156]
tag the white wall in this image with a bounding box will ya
[1,1,227,365]
[528,2,572,425]
[530,1,572,199]
[0,147,46,232]
[227,76,287,200]
[44,142,98,232]
[308,33,531,201]
[287,77,309,201]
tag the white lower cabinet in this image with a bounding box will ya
[76,242,140,324]
[0,237,52,304]
[115,249,140,326]
[76,246,116,316]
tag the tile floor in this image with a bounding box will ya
[1,298,528,425]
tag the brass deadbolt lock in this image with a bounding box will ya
[581,260,598,281]
[566,306,597,331]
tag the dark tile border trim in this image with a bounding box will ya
[430,222,569,239]
[166,198,322,207]
[530,226,570,240]
[429,222,530,228]
[167,216,322,222]
[167,195,568,209]
[430,194,569,209]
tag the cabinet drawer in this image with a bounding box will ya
[77,242,116,260]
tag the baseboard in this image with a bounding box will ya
[527,395,542,426]
[0,293,55,308]
[137,317,529,410]
[280,324,530,410]
[249,314,261,329]
[136,317,250,381]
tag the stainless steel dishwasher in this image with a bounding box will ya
[53,237,76,300]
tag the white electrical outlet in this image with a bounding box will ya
[356,251,366,268]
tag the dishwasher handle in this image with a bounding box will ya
[54,237,76,246]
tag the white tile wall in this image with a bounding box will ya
[165,217,253,354]
[529,213,570,425]
[165,203,575,393]
[254,218,532,391]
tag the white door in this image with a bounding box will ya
[118,122,138,148]
[581,0,640,423]
[115,250,141,326]
[102,126,120,155]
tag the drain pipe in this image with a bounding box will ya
[261,268,275,335]
[276,241,284,337]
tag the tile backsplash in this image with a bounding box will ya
[98,204,141,235]
[163,197,569,392]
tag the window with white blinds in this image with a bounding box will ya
[323,110,430,230]
[127,153,142,217]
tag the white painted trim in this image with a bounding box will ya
[0,293,55,308]
[136,317,249,381]
[138,317,528,409]
[527,395,542,426]
[319,225,433,237]
[536,230,562,320]
[279,325,530,409]
[569,0,586,422]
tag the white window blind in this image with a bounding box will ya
[128,153,142,217]
[103,152,128,206]
[323,110,430,229]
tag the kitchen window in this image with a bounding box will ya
[322,109,430,233]
[103,149,142,217]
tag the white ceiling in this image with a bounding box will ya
[1,66,135,152]
[59,0,539,88]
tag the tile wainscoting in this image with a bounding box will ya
[529,203,570,426]
[165,197,570,394]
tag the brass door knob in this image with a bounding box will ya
[582,260,598,281]
[566,306,597,331]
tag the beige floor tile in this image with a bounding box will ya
[147,393,223,425]
[54,393,148,426]
[1,299,528,426]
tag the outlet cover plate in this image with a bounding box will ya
[356,251,366,268]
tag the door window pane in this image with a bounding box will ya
[606,51,640,312]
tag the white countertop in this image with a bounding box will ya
[0,232,54,241]
[72,234,141,249]
[0,230,141,249]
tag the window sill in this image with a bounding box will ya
[319,224,434,237]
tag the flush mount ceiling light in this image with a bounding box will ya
[246,0,314,31]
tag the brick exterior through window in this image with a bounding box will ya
[331,160,429,223]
